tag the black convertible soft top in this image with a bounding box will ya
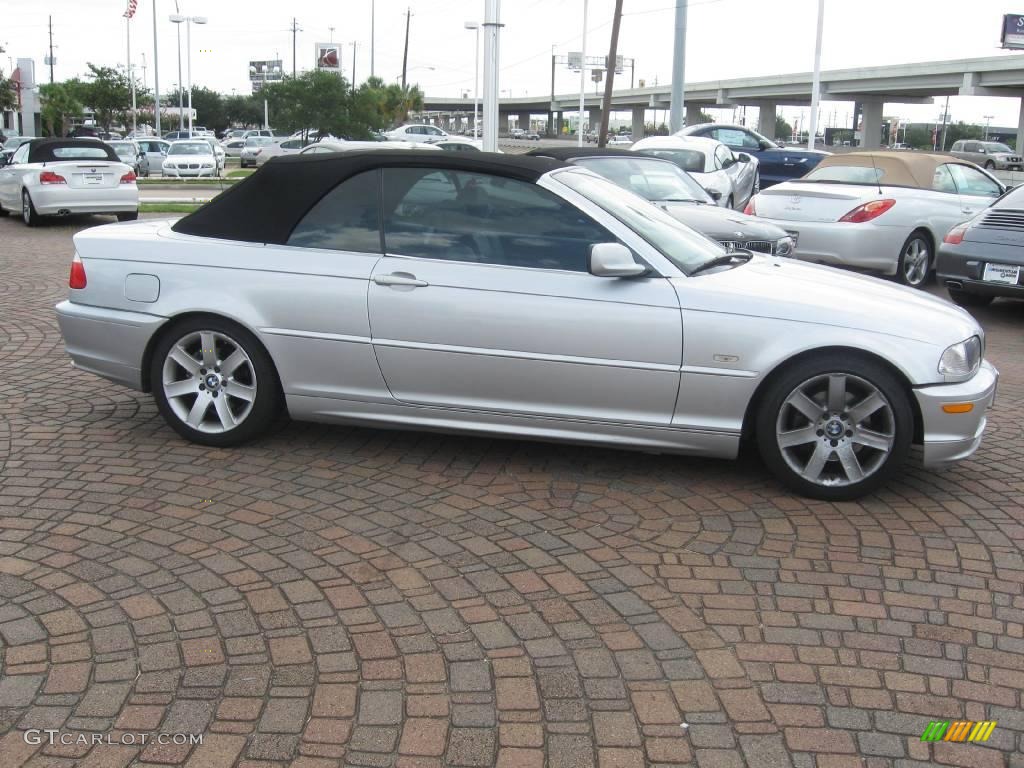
[527,146,643,162]
[27,138,119,164]
[171,149,568,244]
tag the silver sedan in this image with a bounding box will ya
[54,151,997,500]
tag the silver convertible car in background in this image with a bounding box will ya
[55,151,997,500]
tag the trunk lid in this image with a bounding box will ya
[966,207,1024,246]
[752,182,882,223]
[54,161,127,189]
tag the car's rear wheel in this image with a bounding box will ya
[150,317,281,446]
[896,231,932,288]
[22,190,41,227]
[756,354,913,500]
[947,288,993,308]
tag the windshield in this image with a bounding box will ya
[983,142,1014,153]
[169,143,211,155]
[572,157,713,204]
[554,168,725,274]
[245,136,273,147]
[634,148,705,174]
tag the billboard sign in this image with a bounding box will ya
[1002,14,1024,49]
[567,52,583,71]
[249,60,283,92]
[316,44,341,72]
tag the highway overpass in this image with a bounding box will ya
[423,54,1024,148]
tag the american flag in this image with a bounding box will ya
[124,0,138,18]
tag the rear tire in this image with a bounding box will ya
[117,211,139,222]
[948,288,993,308]
[21,190,41,227]
[756,353,913,500]
[896,231,932,288]
[150,316,282,447]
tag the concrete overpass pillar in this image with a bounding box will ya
[588,107,601,133]
[631,107,645,140]
[757,102,777,139]
[517,112,531,130]
[499,112,510,136]
[555,111,564,135]
[1016,99,1024,153]
[685,104,703,128]
[860,101,883,149]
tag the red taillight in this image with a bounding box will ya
[743,198,756,215]
[838,198,895,223]
[944,223,969,245]
[120,170,137,184]
[39,170,67,185]
[69,254,87,289]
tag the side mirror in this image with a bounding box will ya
[775,140,786,148]
[737,153,751,163]
[589,243,646,277]
[721,158,735,169]
[705,188,722,202]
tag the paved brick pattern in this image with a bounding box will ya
[0,214,1022,768]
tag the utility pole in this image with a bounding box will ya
[549,48,556,137]
[401,8,411,89]
[806,0,824,151]
[291,17,300,78]
[370,0,376,78]
[482,0,501,152]
[47,15,54,83]
[350,41,358,94]
[578,0,587,147]
[598,0,623,147]
[152,0,161,134]
[669,0,687,132]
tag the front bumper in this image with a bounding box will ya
[755,217,906,275]
[915,360,998,468]
[55,300,167,391]
[163,165,218,178]
[31,185,138,215]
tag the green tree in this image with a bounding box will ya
[940,121,983,150]
[224,94,264,128]
[82,63,144,131]
[186,86,226,132]
[904,126,931,150]
[39,82,84,137]
[774,115,792,140]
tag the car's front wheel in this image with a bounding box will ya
[896,232,932,288]
[150,317,282,446]
[756,354,913,500]
[985,160,995,170]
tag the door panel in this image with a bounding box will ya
[368,256,682,424]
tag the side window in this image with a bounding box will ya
[382,167,614,271]
[286,170,382,252]
[428,127,443,136]
[948,164,1002,198]
[281,140,300,149]
[932,165,957,193]
[12,144,30,164]
[965,142,980,153]
[951,141,963,152]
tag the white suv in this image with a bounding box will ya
[387,124,448,144]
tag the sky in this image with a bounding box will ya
[5,0,1024,129]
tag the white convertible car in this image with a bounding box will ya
[0,138,138,225]
[632,134,759,210]
[743,152,1005,287]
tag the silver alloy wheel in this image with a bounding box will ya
[161,330,257,434]
[901,238,929,286]
[775,372,895,487]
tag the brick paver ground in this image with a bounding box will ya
[1,213,1022,768]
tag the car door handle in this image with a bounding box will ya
[374,272,428,288]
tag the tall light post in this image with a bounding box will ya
[807,0,824,151]
[171,2,184,131]
[578,0,587,147]
[983,114,994,141]
[152,0,161,134]
[169,13,207,136]
[464,22,480,136]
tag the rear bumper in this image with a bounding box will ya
[31,185,138,215]
[915,360,998,468]
[754,217,906,275]
[55,300,166,391]
[937,244,1024,298]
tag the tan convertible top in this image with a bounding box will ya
[812,151,956,189]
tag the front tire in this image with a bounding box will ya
[150,317,282,447]
[755,354,913,500]
[948,288,993,308]
[22,190,41,227]
[896,231,932,288]
[985,160,995,170]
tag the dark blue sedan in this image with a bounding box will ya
[680,123,829,189]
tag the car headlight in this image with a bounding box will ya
[202,162,213,168]
[164,162,175,169]
[938,336,982,378]
[775,236,794,257]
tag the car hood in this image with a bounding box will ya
[658,202,788,240]
[672,255,980,347]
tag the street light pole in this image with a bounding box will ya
[578,0,587,147]
[482,0,501,152]
[807,0,824,151]
[151,0,161,134]
[464,22,480,136]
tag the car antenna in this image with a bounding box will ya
[869,151,883,197]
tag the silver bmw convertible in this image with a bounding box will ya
[55,151,997,500]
